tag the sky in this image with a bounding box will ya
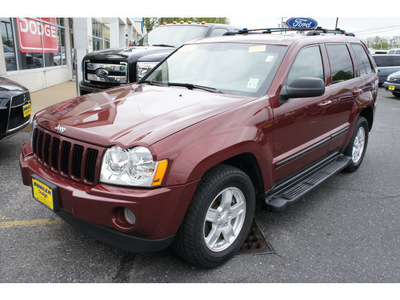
[4,0,400,40]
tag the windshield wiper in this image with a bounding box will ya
[152,44,175,47]
[168,82,223,93]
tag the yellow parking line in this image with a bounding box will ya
[0,218,64,228]
[379,96,400,103]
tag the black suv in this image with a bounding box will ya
[79,22,242,95]
[0,77,31,140]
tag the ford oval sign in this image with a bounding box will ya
[286,17,318,29]
[95,68,109,78]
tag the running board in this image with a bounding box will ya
[264,153,352,212]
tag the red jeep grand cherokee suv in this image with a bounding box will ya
[20,28,378,268]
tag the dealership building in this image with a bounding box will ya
[0,17,145,93]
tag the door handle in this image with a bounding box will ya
[352,88,362,96]
[318,100,332,110]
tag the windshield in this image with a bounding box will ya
[137,25,208,47]
[143,43,287,97]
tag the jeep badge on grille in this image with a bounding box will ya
[55,124,66,133]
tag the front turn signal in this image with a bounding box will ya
[151,160,169,187]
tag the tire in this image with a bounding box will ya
[392,92,400,98]
[343,116,369,172]
[172,164,255,268]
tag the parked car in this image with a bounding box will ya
[20,27,378,268]
[79,22,243,95]
[372,54,400,85]
[370,49,388,55]
[387,48,400,54]
[0,77,31,140]
[382,70,400,97]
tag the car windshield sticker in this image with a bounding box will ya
[265,55,276,63]
[179,45,198,53]
[247,78,260,89]
[249,45,266,53]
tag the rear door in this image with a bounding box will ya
[325,43,376,152]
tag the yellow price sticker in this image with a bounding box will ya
[23,103,31,118]
[249,45,266,53]
[32,177,55,211]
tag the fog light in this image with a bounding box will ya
[123,208,136,225]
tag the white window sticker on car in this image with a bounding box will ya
[247,77,260,89]
[265,55,276,63]
[249,45,266,53]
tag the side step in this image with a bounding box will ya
[265,153,352,212]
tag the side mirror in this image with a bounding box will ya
[280,77,325,100]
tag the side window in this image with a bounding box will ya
[209,28,228,37]
[326,44,355,84]
[286,46,324,86]
[351,43,373,76]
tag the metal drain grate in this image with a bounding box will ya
[239,220,274,254]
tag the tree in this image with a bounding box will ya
[365,36,391,50]
[143,17,230,32]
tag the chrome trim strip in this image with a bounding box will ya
[275,126,349,169]
[7,118,30,133]
[84,60,128,84]
[331,127,349,140]
[87,73,127,83]
[86,62,127,72]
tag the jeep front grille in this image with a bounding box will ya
[32,127,104,184]
[84,61,128,85]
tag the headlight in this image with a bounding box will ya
[136,62,159,80]
[100,145,168,187]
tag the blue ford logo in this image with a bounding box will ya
[95,68,109,78]
[286,17,318,29]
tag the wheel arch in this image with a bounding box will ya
[359,105,374,132]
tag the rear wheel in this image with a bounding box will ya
[343,117,369,172]
[173,164,255,268]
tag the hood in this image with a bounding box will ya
[85,46,175,62]
[388,70,400,78]
[0,77,29,93]
[35,84,255,148]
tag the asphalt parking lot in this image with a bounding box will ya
[0,87,399,284]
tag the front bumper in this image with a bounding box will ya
[79,81,104,95]
[382,81,400,92]
[20,141,199,253]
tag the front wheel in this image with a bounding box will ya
[343,116,369,172]
[392,92,400,98]
[172,165,255,268]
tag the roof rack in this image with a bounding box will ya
[224,27,355,37]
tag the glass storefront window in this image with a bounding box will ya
[1,18,17,71]
[1,17,67,72]
[91,19,110,51]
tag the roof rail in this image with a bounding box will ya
[224,27,355,37]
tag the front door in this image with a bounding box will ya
[270,45,333,184]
